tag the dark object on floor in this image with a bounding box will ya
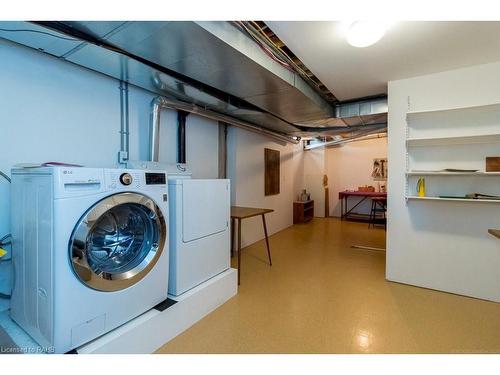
[0,326,20,354]
[64,348,78,354]
[153,298,178,312]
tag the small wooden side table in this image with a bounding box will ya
[293,200,314,224]
[231,206,274,285]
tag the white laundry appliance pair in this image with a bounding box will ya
[10,167,170,353]
[127,161,231,296]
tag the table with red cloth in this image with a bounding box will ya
[338,190,387,221]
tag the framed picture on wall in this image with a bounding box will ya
[264,148,280,196]
[372,158,387,180]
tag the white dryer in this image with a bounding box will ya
[128,162,230,296]
[10,167,169,353]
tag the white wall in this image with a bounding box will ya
[326,137,387,217]
[227,127,304,247]
[387,61,500,302]
[0,39,219,295]
[303,148,326,217]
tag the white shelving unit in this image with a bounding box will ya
[406,196,500,203]
[407,133,500,147]
[406,171,500,176]
[405,102,500,203]
[406,101,500,119]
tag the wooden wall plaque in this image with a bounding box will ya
[264,148,280,196]
[486,157,500,172]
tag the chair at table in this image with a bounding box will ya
[368,197,387,230]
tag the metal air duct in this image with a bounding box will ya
[149,96,300,162]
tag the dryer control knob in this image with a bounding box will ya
[120,173,133,186]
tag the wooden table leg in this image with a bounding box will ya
[262,214,272,266]
[237,218,242,285]
[230,217,235,257]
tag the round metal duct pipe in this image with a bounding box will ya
[149,96,300,162]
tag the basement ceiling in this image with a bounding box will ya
[266,21,500,100]
[0,21,389,142]
[53,21,334,126]
[0,21,347,139]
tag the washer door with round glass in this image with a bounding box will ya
[69,192,167,292]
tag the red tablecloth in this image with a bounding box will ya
[338,191,387,199]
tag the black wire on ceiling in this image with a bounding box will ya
[0,171,10,183]
[0,234,11,242]
[0,28,80,41]
[232,22,293,71]
[233,21,338,104]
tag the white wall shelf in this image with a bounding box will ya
[406,171,500,176]
[406,196,500,203]
[405,102,500,201]
[406,101,500,120]
[407,133,500,147]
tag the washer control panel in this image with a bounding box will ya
[105,169,166,191]
[107,170,141,190]
[145,172,166,185]
[120,173,133,186]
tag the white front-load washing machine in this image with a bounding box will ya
[10,166,169,353]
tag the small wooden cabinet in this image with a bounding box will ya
[293,200,314,224]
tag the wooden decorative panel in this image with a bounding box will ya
[486,156,500,172]
[264,148,280,196]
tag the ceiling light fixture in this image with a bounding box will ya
[346,21,391,48]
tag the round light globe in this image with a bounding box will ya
[347,21,387,48]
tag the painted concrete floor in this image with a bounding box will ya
[156,218,500,354]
